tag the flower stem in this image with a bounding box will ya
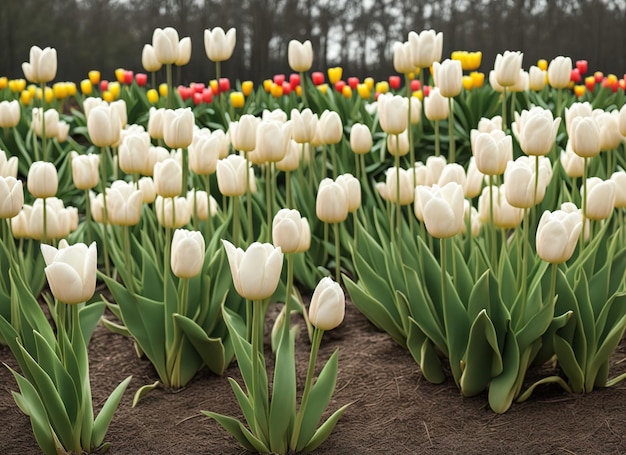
[434,120,440,157]
[290,327,324,451]
[282,253,294,341]
[124,225,134,294]
[245,152,253,243]
[581,157,588,254]
[181,147,188,197]
[40,82,47,162]
[266,164,272,243]
[232,195,240,246]
[100,146,111,276]
[448,96,455,162]
[333,222,341,284]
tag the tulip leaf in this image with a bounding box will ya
[10,269,55,346]
[202,411,269,453]
[131,381,160,408]
[595,292,626,346]
[460,310,501,397]
[533,310,573,367]
[173,314,227,375]
[343,275,405,347]
[406,317,445,384]
[301,403,351,453]
[91,375,132,448]
[100,317,131,338]
[553,333,584,393]
[587,312,626,391]
[488,322,523,414]
[269,329,296,453]
[296,349,340,451]
[352,248,397,319]
[6,366,58,455]
[79,301,106,344]
[226,377,255,433]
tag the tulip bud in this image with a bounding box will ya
[547,56,573,89]
[316,178,349,223]
[152,27,181,65]
[494,51,524,87]
[230,114,259,152]
[416,182,465,238]
[511,107,561,156]
[216,154,251,197]
[106,180,143,226]
[560,144,585,178]
[145,146,170,176]
[569,116,601,158]
[256,119,292,163]
[438,163,466,188]
[142,44,162,73]
[71,152,100,190]
[581,177,616,220]
[611,171,626,209]
[154,158,183,198]
[288,39,313,73]
[272,208,311,254]
[175,37,192,66]
[31,108,59,139]
[30,198,73,240]
[204,27,237,62]
[478,185,524,229]
[504,156,552,209]
[424,87,449,121]
[187,189,216,221]
[308,277,345,331]
[472,130,512,176]
[223,240,283,301]
[87,105,122,147]
[290,108,318,144]
[432,59,463,98]
[409,29,443,69]
[386,129,410,157]
[171,229,205,278]
[0,176,23,219]
[393,41,413,74]
[593,110,622,152]
[378,167,414,206]
[138,176,157,204]
[464,158,485,199]
[163,107,195,149]
[377,93,408,135]
[336,173,361,213]
[155,196,191,228]
[536,209,582,264]
[564,102,593,135]
[0,150,18,178]
[27,161,58,198]
[0,100,20,128]
[350,123,373,155]
[41,240,97,304]
[318,110,343,145]
[528,65,547,91]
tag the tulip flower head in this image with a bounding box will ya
[142,44,162,73]
[288,39,313,73]
[569,116,601,158]
[27,161,58,199]
[416,182,465,238]
[472,129,513,176]
[22,46,57,84]
[0,100,20,128]
[432,59,463,98]
[204,27,237,62]
[154,158,183,198]
[41,240,97,304]
[0,150,18,178]
[424,87,449,121]
[31,108,59,139]
[350,123,373,155]
[512,107,561,156]
[377,93,408,135]
[171,229,205,278]
[290,108,318,144]
[0,176,23,219]
[504,156,552,208]
[272,208,311,254]
[308,277,346,331]
[316,178,349,223]
[216,154,252,197]
[163,107,195,149]
[493,51,524,87]
[393,41,414,74]
[155,195,191,228]
[547,56,573,89]
[581,177,616,220]
[71,152,100,190]
[223,240,283,301]
[409,29,443,69]
[478,185,524,229]
[336,173,361,213]
[536,209,582,264]
[106,180,144,226]
[87,105,122,147]
[378,167,415,206]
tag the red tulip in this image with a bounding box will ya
[193,92,203,105]
[311,71,325,86]
[100,80,109,91]
[570,68,581,83]
[202,88,213,103]
[423,85,431,97]
[124,70,134,85]
[135,73,148,87]
[585,76,595,92]
[620,79,626,91]
[576,60,588,75]
[389,75,401,90]
[273,74,285,85]
[289,73,300,90]
[410,79,421,92]
[348,77,359,89]
[192,82,205,93]
[219,78,230,93]
[335,80,346,93]
[594,71,604,83]
[178,85,192,101]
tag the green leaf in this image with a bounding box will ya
[79,301,106,344]
[586,312,626,391]
[553,334,585,393]
[301,403,351,453]
[132,381,160,408]
[460,310,502,397]
[173,314,227,375]
[6,366,58,455]
[91,376,132,448]
[487,326,520,414]
[296,350,339,451]
[406,318,445,384]
[226,377,256,432]
[268,329,296,453]
[202,411,270,453]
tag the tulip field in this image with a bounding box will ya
[2,26,626,453]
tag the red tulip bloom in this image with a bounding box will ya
[619,79,626,91]
[348,77,359,89]
[335,80,346,93]
[178,85,192,101]
[584,76,595,92]
[410,79,421,92]
[423,85,431,97]
[202,88,213,103]
[570,68,581,83]
[135,73,148,87]
[192,82,205,93]
[100,80,108,91]
[124,70,134,85]
[273,74,285,85]
[389,75,401,90]
[219,78,230,93]
[289,73,300,90]
[282,81,291,95]
[193,92,203,105]
[311,71,325,86]
[594,71,604,83]
[576,60,588,75]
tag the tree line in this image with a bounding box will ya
[1,0,625,86]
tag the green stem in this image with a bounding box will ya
[333,222,341,284]
[520,208,529,328]
[204,174,213,240]
[124,225,134,294]
[434,120,440,157]
[40,82,47,162]
[181,147,188,197]
[84,190,93,245]
[245,152,253,243]
[448,96,455,162]
[232,195,240,245]
[166,63,173,109]
[100,146,111,276]
[321,144,327,180]
[502,87,508,130]
[286,171,293,208]
[251,299,266,437]
[331,143,338,179]
[266,164,272,243]
[489,175,497,269]
[282,253,294,341]
[440,237,448,335]
[549,262,558,308]
[290,327,324,451]
[300,71,308,107]
[581,157,588,254]
[42,196,48,245]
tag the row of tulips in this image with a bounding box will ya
[1,22,626,453]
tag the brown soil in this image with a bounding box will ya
[1,296,626,455]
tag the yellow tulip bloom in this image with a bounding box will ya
[20,90,32,106]
[88,70,101,85]
[147,88,159,104]
[0,77,7,90]
[241,80,254,96]
[327,67,343,84]
[80,79,93,95]
[230,91,245,108]
[159,83,168,97]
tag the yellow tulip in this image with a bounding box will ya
[53,82,67,100]
[241,80,253,96]
[462,75,473,90]
[159,83,168,97]
[0,77,7,90]
[20,90,31,106]
[357,83,370,99]
[537,59,548,71]
[263,79,273,92]
[80,79,93,95]
[147,89,159,104]
[108,81,121,99]
[364,77,374,90]
[573,85,585,97]
[412,90,424,101]
[88,70,101,85]
[230,91,245,108]
[375,81,389,94]
[342,86,352,98]
[271,83,283,98]
[65,82,76,96]
[102,91,114,103]
[470,71,485,88]
[209,79,218,92]
[317,83,328,95]
[327,66,343,84]
[115,68,126,84]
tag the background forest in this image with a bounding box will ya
[1,0,626,90]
